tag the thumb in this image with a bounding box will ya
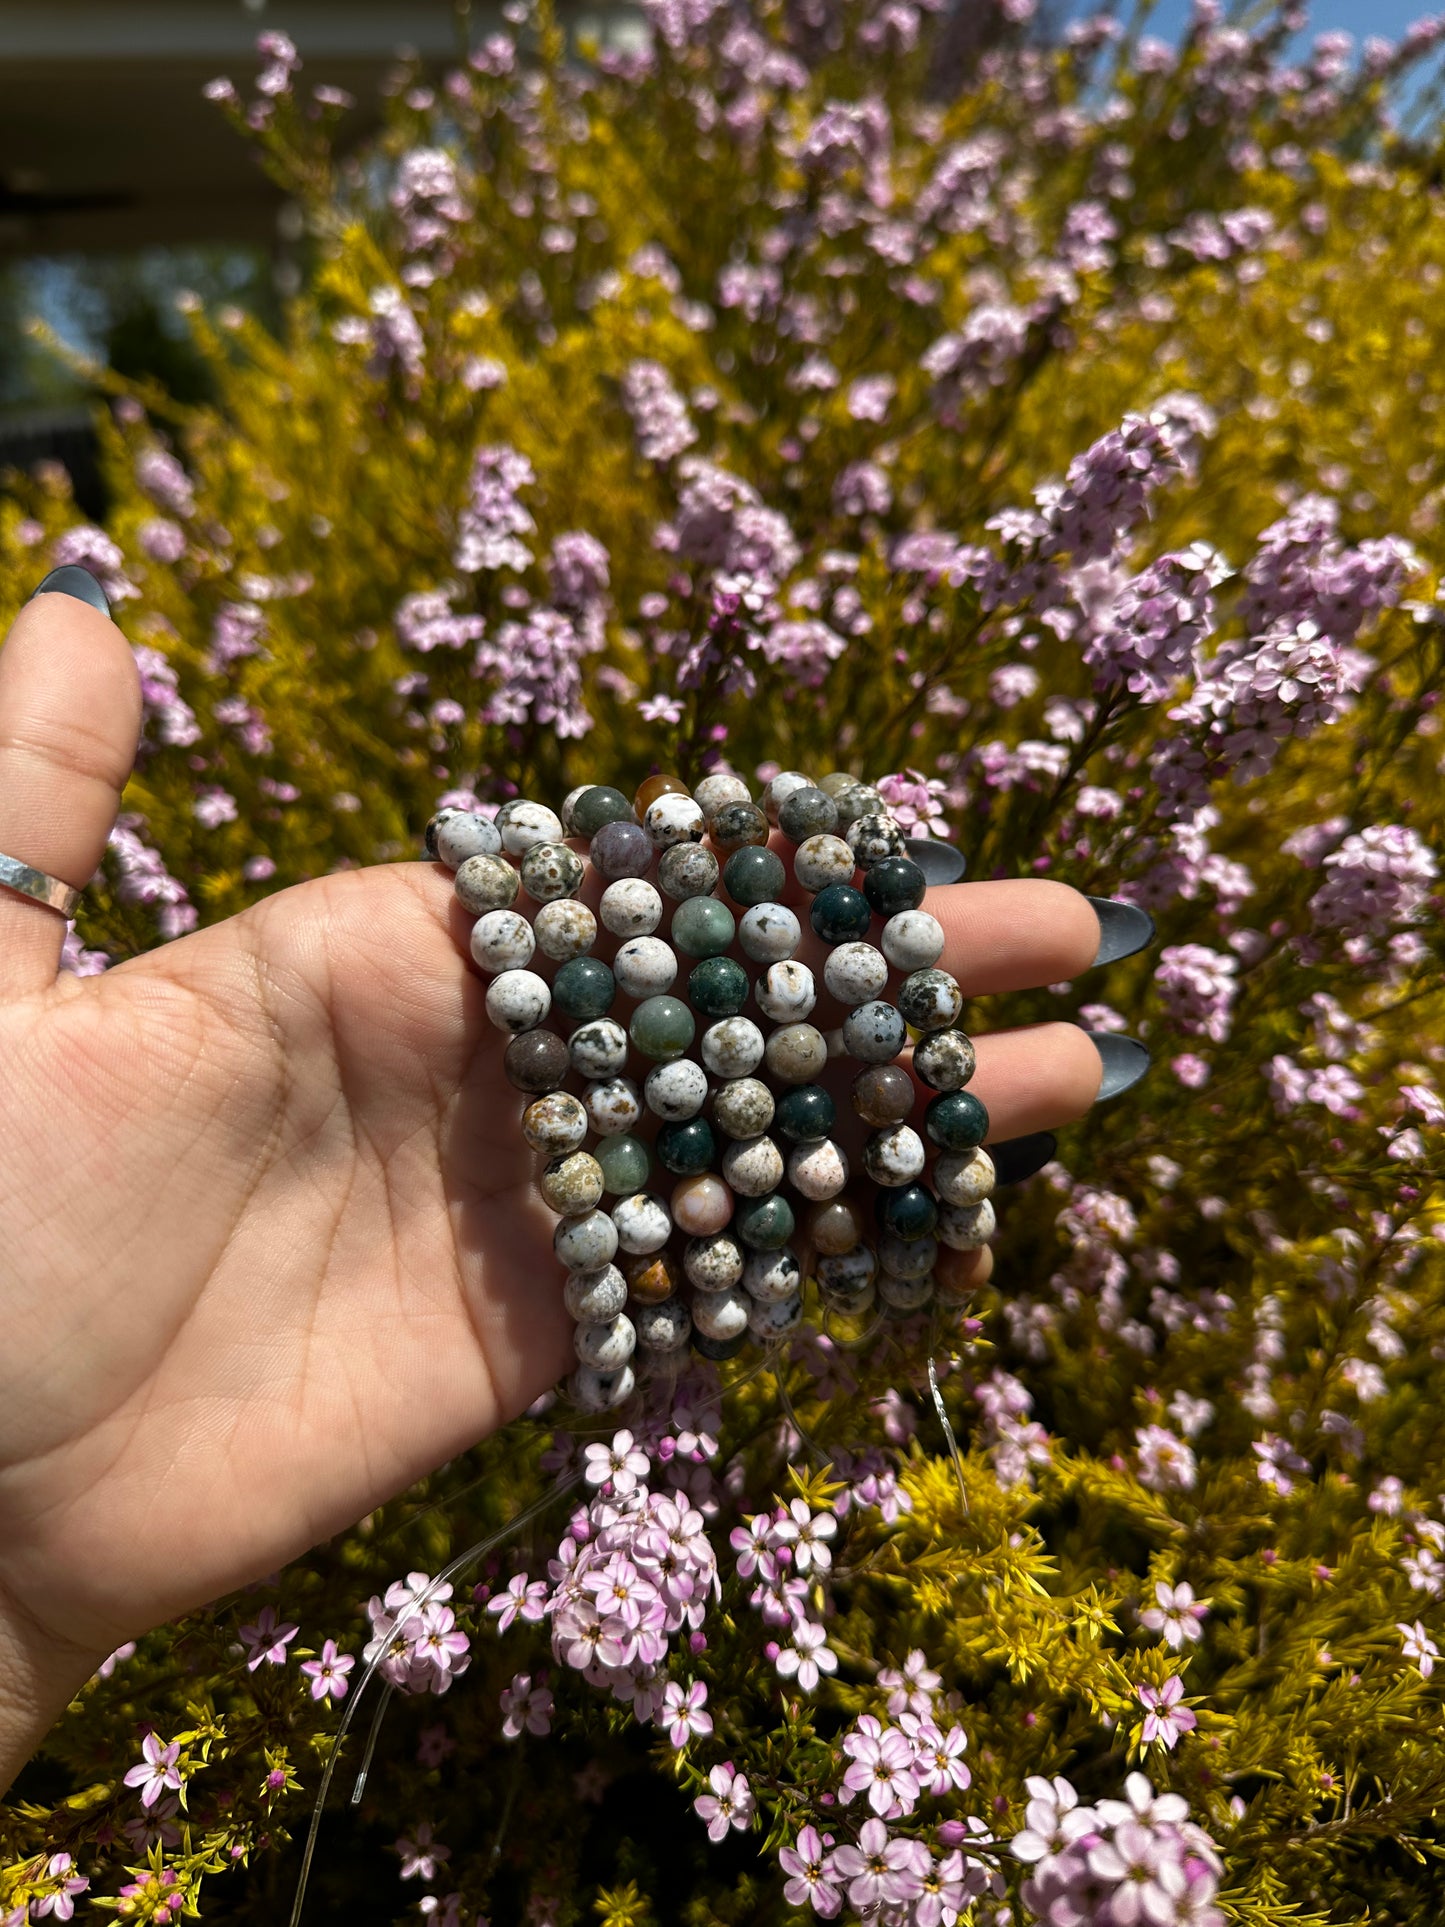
[0,568,142,1000]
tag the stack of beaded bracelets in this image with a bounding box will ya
[426,769,998,1413]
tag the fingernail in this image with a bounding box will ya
[1086,1031,1151,1101]
[29,565,111,618]
[989,1132,1056,1185]
[1087,896,1155,966]
[905,837,966,885]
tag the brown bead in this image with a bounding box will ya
[935,1243,985,1300]
[707,800,771,853]
[852,1063,916,1127]
[805,1196,866,1257]
[635,773,690,817]
[626,1249,682,1305]
[505,1029,571,1094]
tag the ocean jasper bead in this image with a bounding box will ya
[914,1028,977,1091]
[505,1029,570,1094]
[748,1293,804,1340]
[774,1083,836,1142]
[842,1001,907,1064]
[552,956,615,1021]
[834,783,884,829]
[793,834,856,892]
[612,1192,672,1254]
[575,1312,636,1370]
[634,1296,691,1354]
[470,909,536,975]
[571,785,636,836]
[863,1123,926,1186]
[816,1245,877,1295]
[743,1246,802,1303]
[882,910,945,972]
[821,1278,875,1319]
[486,968,551,1034]
[824,942,889,1006]
[428,806,500,867]
[925,1090,990,1151]
[936,1147,996,1206]
[811,884,872,945]
[560,785,590,834]
[735,1191,795,1251]
[804,1197,865,1256]
[635,773,690,817]
[685,1230,745,1291]
[570,1363,634,1412]
[708,800,771,852]
[591,820,654,881]
[693,1329,747,1361]
[778,785,839,843]
[585,1076,642,1137]
[570,1017,629,1080]
[523,1092,588,1156]
[644,792,706,849]
[788,1137,849,1201]
[520,840,585,903]
[613,937,678,1000]
[672,896,736,959]
[864,856,927,917]
[723,1134,785,1197]
[656,1116,715,1176]
[723,845,787,907]
[534,898,597,961]
[819,770,861,798]
[658,842,720,901]
[756,960,816,1024]
[541,1150,605,1214]
[897,968,964,1033]
[701,1016,765,1079]
[595,1133,652,1196]
[600,878,662,938]
[497,799,565,856]
[455,853,520,915]
[761,770,813,824]
[738,902,801,963]
[694,771,752,817]
[879,1229,938,1280]
[845,812,907,870]
[765,1023,828,1084]
[937,1198,997,1251]
[625,1249,682,1306]
[554,1208,619,1270]
[712,1076,775,1138]
[689,955,749,1018]
[879,1272,935,1313]
[672,1176,735,1238]
[629,995,696,1062]
[691,1286,750,1342]
[645,1058,709,1121]
[564,1262,627,1322]
[852,1062,915,1126]
[875,1183,938,1241]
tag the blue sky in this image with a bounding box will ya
[1139,0,1434,40]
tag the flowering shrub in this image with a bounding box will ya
[3,2,1445,1922]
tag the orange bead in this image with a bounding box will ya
[805,1197,866,1256]
[671,1173,735,1236]
[635,773,690,817]
[935,1243,985,1300]
[626,1249,681,1305]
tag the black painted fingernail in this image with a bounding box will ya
[906,837,966,885]
[29,565,111,617]
[1087,896,1155,966]
[989,1132,1056,1185]
[1086,1031,1151,1100]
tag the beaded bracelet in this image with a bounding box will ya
[425,770,997,1413]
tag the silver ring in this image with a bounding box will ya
[0,851,83,919]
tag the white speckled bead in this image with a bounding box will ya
[612,1191,673,1254]
[564,1262,628,1322]
[862,1122,926,1186]
[914,1029,977,1092]
[585,1076,642,1137]
[613,936,678,1000]
[455,853,521,915]
[644,792,706,849]
[879,1230,938,1280]
[520,839,586,903]
[685,1231,746,1292]
[570,1018,629,1080]
[743,1246,801,1303]
[570,1362,635,1412]
[738,902,801,963]
[722,1134,785,1197]
[882,910,945,972]
[793,833,856,892]
[935,1147,997,1206]
[634,1295,692,1354]
[691,1285,751,1341]
[711,1076,775,1138]
[764,1022,828,1084]
[879,1272,935,1312]
[574,1312,637,1370]
[897,968,964,1033]
[762,770,814,824]
[834,784,884,829]
[756,960,816,1024]
[523,1092,588,1156]
[541,1150,605,1214]
[498,799,565,856]
[560,785,591,834]
[470,909,536,975]
[820,1277,876,1318]
[845,811,907,869]
[937,1198,997,1251]
[824,942,889,1006]
[658,843,721,901]
[535,897,598,961]
[695,771,752,817]
[787,1137,849,1201]
[644,1058,709,1120]
[555,1208,619,1270]
[748,1292,804,1339]
[486,968,551,1034]
[816,1245,878,1295]
[431,807,501,868]
[600,878,663,938]
[701,1016,765,1079]
[842,1001,907,1064]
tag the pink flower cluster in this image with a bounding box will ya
[1013,1772,1224,1926]
[363,1571,472,1696]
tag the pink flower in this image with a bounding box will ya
[661,1678,713,1748]
[31,1853,89,1920]
[299,1639,355,1702]
[906,1719,972,1796]
[396,1822,451,1881]
[877,1648,941,1718]
[1136,1675,1198,1749]
[123,1732,184,1809]
[583,1429,650,1494]
[693,1762,755,1842]
[239,1605,299,1671]
[832,1817,918,1910]
[729,1514,777,1580]
[778,1824,844,1917]
[1139,1581,1209,1650]
[770,1497,838,1573]
[96,1642,136,1681]
[488,1574,549,1632]
[775,1619,839,1695]
[841,1723,920,1817]
[500,1672,554,1738]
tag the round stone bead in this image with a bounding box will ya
[880,1229,937,1280]
[645,1058,709,1121]
[552,956,615,1021]
[672,896,736,960]
[571,785,636,836]
[846,813,907,871]
[590,820,654,881]
[693,1329,747,1362]
[658,842,720,902]
[600,878,663,938]
[934,1244,984,1299]
[852,1062,915,1127]
[520,840,585,903]
[672,1178,735,1240]
[689,955,750,1018]
[635,773,690,817]
[612,1192,672,1255]
[778,785,839,843]
[560,785,590,835]
[723,1134,785,1198]
[748,1293,804,1341]
[712,1076,775,1139]
[701,1016,765,1080]
[879,1273,935,1313]
[564,1262,628,1322]
[881,910,945,972]
[629,995,696,1062]
[723,845,787,907]
[824,942,889,1006]
[625,1250,682,1306]
[685,1231,745,1292]
[656,1116,716,1176]
[914,1029,977,1093]
[842,1000,908,1064]
[804,1196,866,1256]
[708,800,771,853]
[585,1076,643,1137]
[570,1017,629,1080]
[897,968,964,1033]
[691,1286,750,1342]
[505,1028,571,1094]
[498,800,565,856]
[735,1191,795,1251]
[694,771,753,818]
[819,770,861,799]
[936,1147,996,1206]
[925,1090,990,1151]
[761,770,813,824]
[523,1092,588,1156]
[634,1296,691,1355]
[455,853,520,915]
[535,898,597,961]
[834,783,885,830]
[486,968,551,1035]
[554,1208,619,1271]
[793,834,856,893]
[738,902,801,963]
[863,856,927,917]
[595,1133,652,1196]
[756,960,816,1024]
[816,1245,878,1296]
[575,1312,636,1370]
[811,884,873,945]
[765,1023,828,1084]
[571,1363,635,1412]
[541,1150,605,1215]
[644,793,706,849]
[613,937,678,1000]
[937,1198,997,1251]
[863,1123,926,1186]
[470,910,534,975]
[743,1246,802,1304]
[788,1137,849,1201]
[875,1183,938,1241]
[428,806,501,868]
[774,1084,836,1143]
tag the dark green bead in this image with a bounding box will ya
[864,856,927,917]
[656,1116,716,1176]
[693,1328,746,1360]
[810,883,873,945]
[774,1083,837,1143]
[689,955,750,1017]
[552,955,615,1020]
[629,994,697,1062]
[925,1090,990,1150]
[596,1133,652,1195]
[778,785,839,843]
[875,1183,938,1240]
[723,845,787,907]
[672,895,737,959]
[572,785,636,835]
[734,1191,796,1251]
